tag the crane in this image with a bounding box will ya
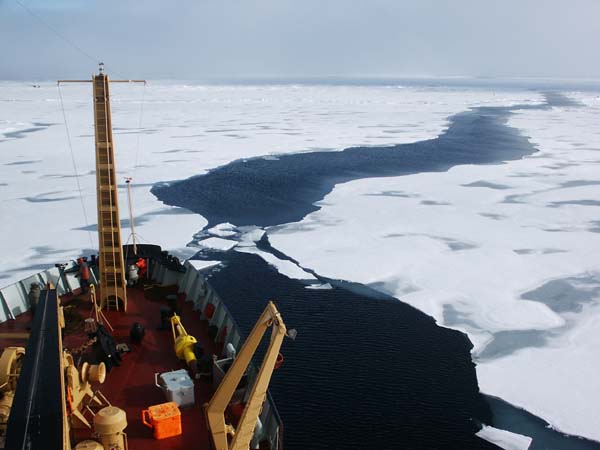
[205,301,292,450]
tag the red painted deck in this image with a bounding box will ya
[0,284,224,450]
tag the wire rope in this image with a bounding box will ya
[132,83,147,178]
[57,84,95,249]
[13,0,130,79]
[13,0,99,66]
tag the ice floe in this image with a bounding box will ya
[195,237,238,251]
[477,426,532,450]
[268,91,600,441]
[305,282,333,290]
[235,245,316,281]
[188,259,222,271]
[207,222,237,237]
[3,80,596,441]
[1,81,538,284]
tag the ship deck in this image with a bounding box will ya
[0,283,226,450]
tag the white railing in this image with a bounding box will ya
[0,255,284,449]
[0,261,98,323]
[172,259,284,450]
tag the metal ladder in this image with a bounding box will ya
[93,72,127,312]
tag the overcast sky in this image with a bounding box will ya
[1,0,599,80]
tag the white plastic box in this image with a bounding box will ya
[155,369,195,407]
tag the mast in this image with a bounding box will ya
[59,65,144,311]
[92,65,128,311]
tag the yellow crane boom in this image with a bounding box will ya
[205,301,288,450]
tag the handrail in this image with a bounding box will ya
[0,251,285,448]
[172,259,286,450]
[0,261,84,323]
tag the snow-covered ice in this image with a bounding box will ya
[236,245,317,281]
[207,222,237,237]
[268,91,600,441]
[305,283,333,290]
[195,237,238,251]
[187,259,221,271]
[2,80,598,442]
[0,81,538,284]
[477,426,532,450]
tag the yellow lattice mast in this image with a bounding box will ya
[59,64,145,312]
[92,66,127,311]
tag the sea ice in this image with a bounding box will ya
[207,222,237,237]
[188,260,222,271]
[1,81,537,284]
[305,283,333,290]
[195,237,237,251]
[477,426,532,450]
[4,80,593,441]
[268,91,600,441]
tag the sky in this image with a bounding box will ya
[1,0,599,80]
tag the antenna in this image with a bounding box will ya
[125,177,138,256]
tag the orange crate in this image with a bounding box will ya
[142,401,182,440]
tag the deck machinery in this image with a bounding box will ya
[0,66,290,450]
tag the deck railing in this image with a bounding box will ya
[0,254,284,450]
[171,259,285,450]
[0,261,99,323]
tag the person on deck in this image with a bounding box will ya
[28,282,41,319]
[135,257,147,280]
[127,264,139,286]
[77,257,91,294]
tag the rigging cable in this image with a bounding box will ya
[127,81,147,259]
[57,84,95,250]
[13,0,130,80]
[132,82,147,178]
[13,0,99,66]
[134,232,149,244]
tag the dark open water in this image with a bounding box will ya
[152,95,574,228]
[153,92,600,449]
[200,249,496,450]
